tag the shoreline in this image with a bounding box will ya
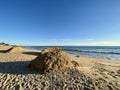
[0,46,120,90]
[23,46,120,61]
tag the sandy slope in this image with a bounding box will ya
[0,46,120,90]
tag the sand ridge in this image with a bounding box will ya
[0,46,120,90]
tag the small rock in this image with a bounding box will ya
[76,55,80,57]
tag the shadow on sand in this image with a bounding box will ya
[0,61,37,74]
[0,47,13,53]
[0,50,7,53]
[22,52,40,56]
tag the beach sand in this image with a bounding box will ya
[0,46,120,90]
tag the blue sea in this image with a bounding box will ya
[23,46,120,60]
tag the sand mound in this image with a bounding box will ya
[6,46,25,53]
[29,48,77,74]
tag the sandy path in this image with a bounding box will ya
[0,46,120,90]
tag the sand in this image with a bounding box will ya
[0,46,120,90]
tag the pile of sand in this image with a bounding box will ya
[6,46,25,53]
[29,48,78,74]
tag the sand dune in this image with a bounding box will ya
[6,46,26,53]
[0,46,120,90]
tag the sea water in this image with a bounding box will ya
[24,46,120,60]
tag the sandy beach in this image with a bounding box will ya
[0,46,120,90]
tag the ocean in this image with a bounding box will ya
[24,46,120,60]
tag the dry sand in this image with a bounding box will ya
[0,46,120,90]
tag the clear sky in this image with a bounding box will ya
[0,0,120,46]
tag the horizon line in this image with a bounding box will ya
[21,45,120,47]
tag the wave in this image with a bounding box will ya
[63,49,120,55]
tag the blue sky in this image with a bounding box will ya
[0,0,120,46]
